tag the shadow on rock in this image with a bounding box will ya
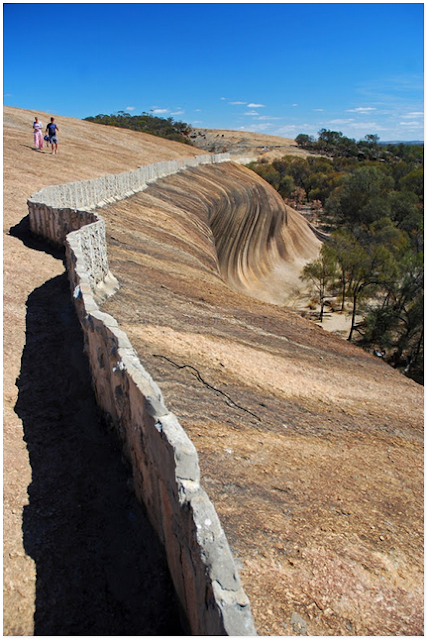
[15,270,185,635]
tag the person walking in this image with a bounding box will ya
[33,117,44,151]
[46,117,59,154]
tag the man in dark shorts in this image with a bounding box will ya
[46,117,59,154]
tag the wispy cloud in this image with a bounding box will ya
[327,119,355,125]
[244,111,259,116]
[248,103,265,108]
[170,109,185,116]
[401,112,424,118]
[347,121,387,132]
[313,108,324,112]
[346,107,376,113]
[275,123,319,136]
[292,104,298,107]
[239,122,274,133]
[230,101,247,105]
[150,108,169,114]
[126,106,135,111]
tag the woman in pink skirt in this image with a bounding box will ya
[33,117,44,150]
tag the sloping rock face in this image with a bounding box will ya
[4,106,423,637]
[189,128,313,162]
[3,106,208,635]
[101,163,424,636]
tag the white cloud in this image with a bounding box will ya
[313,108,324,112]
[347,121,387,132]
[256,115,282,121]
[327,119,354,125]
[346,107,376,113]
[292,104,298,107]
[247,103,265,108]
[230,101,247,105]
[244,111,259,116]
[126,106,135,111]
[400,121,421,126]
[194,109,202,112]
[275,123,319,136]
[150,108,169,114]
[242,122,275,133]
[170,110,185,116]
[401,112,424,118]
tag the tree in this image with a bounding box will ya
[301,247,337,322]
[362,250,423,381]
[286,158,311,190]
[399,168,424,201]
[306,171,337,204]
[344,221,407,341]
[278,175,296,199]
[326,230,359,310]
[317,129,344,154]
[84,112,194,145]
[291,187,306,207]
[295,133,315,149]
[247,163,282,190]
[364,134,380,146]
[243,140,423,383]
[325,166,394,227]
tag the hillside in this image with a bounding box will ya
[4,106,423,636]
[101,162,423,636]
[3,106,205,635]
[189,127,315,162]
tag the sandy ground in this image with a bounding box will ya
[3,106,199,635]
[4,106,424,636]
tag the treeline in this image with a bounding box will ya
[247,152,423,209]
[84,111,194,145]
[296,129,423,164]
[247,136,423,384]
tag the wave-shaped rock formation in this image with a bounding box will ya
[144,162,321,305]
[5,107,423,637]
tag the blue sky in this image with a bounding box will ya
[3,2,424,141]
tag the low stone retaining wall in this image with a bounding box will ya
[27,152,257,636]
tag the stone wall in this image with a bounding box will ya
[27,153,257,636]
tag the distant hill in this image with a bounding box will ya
[188,128,320,163]
[380,140,424,145]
